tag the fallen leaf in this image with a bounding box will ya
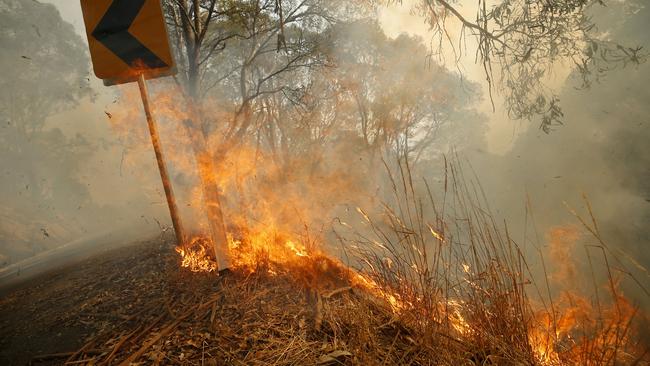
[317,350,352,365]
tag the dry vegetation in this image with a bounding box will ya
[2,1,648,365]
[337,158,649,365]
[11,159,639,366]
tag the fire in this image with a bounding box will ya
[174,228,474,336]
[528,291,638,365]
[225,228,314,272]
[286,241,309,257]
[175,231,313,274]
[526,225,642,365]
[106,77,645,366]
[171,205,643,365]
[172,209,641,365]
[174,237,218,273]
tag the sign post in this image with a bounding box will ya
[136,74,186,247]
[79,0,229,269]
[80,0,186,248]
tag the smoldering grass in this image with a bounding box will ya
[335,154,649,365]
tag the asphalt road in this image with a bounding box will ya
[0,225,161,295]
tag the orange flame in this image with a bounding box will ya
[174,237,218,272]
[527,225,641,365]
[105,79,643,366]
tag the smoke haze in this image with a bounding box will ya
[0,0,647,314]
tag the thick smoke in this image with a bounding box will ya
[464,2,650,308]
[0,0,647,319]
[0,0,167,267]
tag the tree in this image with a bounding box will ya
[0,0,93,261]
[0,0,90,132]
[326,21,485,162]
[151,0,644,267]
[159,0,368,265]
[164,0,366,145]
[380,0,645,132]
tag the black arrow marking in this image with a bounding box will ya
[92,0,167,69]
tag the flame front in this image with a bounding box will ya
[526,226,641,365]
[175,237,218,273]
[105,80,645,366]
[173,223,642,365]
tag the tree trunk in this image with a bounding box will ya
[175,0,231,269]
[183,115,231,270]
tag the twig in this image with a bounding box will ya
[322,286,352,299]
[65,358,97,365]
[118,305,198,366]
[32,350,106,362]
[101,327,141,366]
[314,290,323,331]
[65,339,95,363]
[210,302,217,325]
[128,312,166,346]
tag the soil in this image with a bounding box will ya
[0,233,458,366]
[0,236,177,365]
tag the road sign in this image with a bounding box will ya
[79,0,185,249]
[80,0,175,85]
[78,0,229,270]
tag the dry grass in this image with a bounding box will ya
[56,156,649,366]
[61,254,458,365]
[336,156,649,365]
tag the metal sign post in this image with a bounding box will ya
[79,0,230,268]
[136,74,186,246]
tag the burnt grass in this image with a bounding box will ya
[0,234,454,366]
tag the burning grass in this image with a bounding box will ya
[51,237,460,365]
[338,158,648,365]
[162,157,649,365]
[52,155,649,365]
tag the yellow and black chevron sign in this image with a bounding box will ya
[80,0,176,85]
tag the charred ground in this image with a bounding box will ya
[0,234,454,366]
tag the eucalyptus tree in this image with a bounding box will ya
[161,0,365,263]
[164,0,366,146]
[379,0,645,132]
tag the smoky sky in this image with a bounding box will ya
[459,2,650,309]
